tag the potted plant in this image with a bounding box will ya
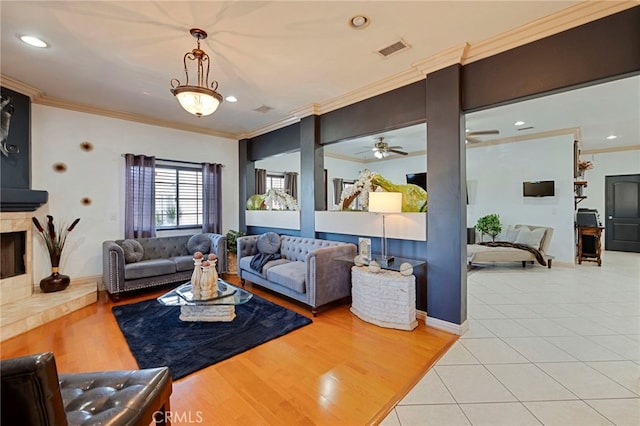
[225,230,246,274]
[476,214,502,242]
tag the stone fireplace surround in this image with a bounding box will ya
[0,212,97,342]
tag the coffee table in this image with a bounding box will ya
[157,280,253,322]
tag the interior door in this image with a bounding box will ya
[605,174,640,252]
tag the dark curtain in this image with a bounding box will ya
[202,162,223,234]
[255,168,267,194]
[284,172,298,199]
[124,154,156,238]
[332,178,344,206]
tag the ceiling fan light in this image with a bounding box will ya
[374,151,383,159]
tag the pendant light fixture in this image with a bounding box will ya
[170,28,223,117]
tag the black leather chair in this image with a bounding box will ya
[1,352,172,426]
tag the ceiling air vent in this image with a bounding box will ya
[377,39,410,58]
[253,105,273,113]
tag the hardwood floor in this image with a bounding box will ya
[0,275,457,425]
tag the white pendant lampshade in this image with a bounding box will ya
[174,88,222,117]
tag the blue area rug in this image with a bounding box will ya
[112,295,312,380]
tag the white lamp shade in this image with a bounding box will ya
[176,90,220,117]
[368,191,402,213]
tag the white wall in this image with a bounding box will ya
[579,149,640,218]
[467,135,575,264]
[31,105,239,281]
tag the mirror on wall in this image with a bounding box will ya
[322,123,427,210]
[253,151,301,208]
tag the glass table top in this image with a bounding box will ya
[334,254,425,272]
[157,280,253,306]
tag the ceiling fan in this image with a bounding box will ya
[357,137,408,159]
[465,129,500,144]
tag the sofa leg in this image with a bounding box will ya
[547,259,552,269]
[312,309,318,317]
[111,293,120,302]
[153,400,171,425]
[521,261,526,268]
[240,278,245,287]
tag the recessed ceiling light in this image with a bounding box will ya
[225,95,238,103]
[349,15,370,30]
[514,120,525,126]
[606,134,617,140]
[20,35,48,48]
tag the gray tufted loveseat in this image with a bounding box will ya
[237,234,356,315]
[102,233,226,300]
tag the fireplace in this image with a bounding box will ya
[1,231,26,279]
[0,212,33,304]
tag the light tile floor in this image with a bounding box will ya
[382,251,640,426]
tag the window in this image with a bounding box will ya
[155,165,202,229]
[264,173,286,209]
[266,173,285,191]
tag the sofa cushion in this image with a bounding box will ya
[124,259,176,280]
[515,226,545,250]
[171,255,195,272]
[257,232,281,254]
[187,234,211,255]
[266,261,306,293]
[240,256,290,278]
[119,239,144,263]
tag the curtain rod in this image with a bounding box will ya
[121,154,224,167]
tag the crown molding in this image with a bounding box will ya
[34,96,237,140]
[466,127,580,148]
[464,1,639,64]
[413,43,471,75]
[582,144,640,155]
[239,114,302,140]
[0,75,45,99]
[319,68,426,116]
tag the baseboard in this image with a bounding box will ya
[421,312,469,335]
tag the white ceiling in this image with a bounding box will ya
[1,1,637,149]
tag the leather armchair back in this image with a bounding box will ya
[1,352,67,426]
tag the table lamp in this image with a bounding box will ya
[368,191,402,267]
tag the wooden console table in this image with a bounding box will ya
[577,226,604,266]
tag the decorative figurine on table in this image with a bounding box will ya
[199,260,215,300]
[208,253,219,288]
[191,251,204,299]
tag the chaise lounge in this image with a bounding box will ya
[467,224,554,268]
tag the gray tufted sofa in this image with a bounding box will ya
[0,351,172,426]
[102,233,226,300]
[237,234,356,315]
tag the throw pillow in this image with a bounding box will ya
[257,232,281,254]
[119,239,144,263]
[187,233,211,255]
[498,225,520,243]
[514,227,545,250]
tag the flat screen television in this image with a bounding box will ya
[406,172,427,191]
[523,180,555,197]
